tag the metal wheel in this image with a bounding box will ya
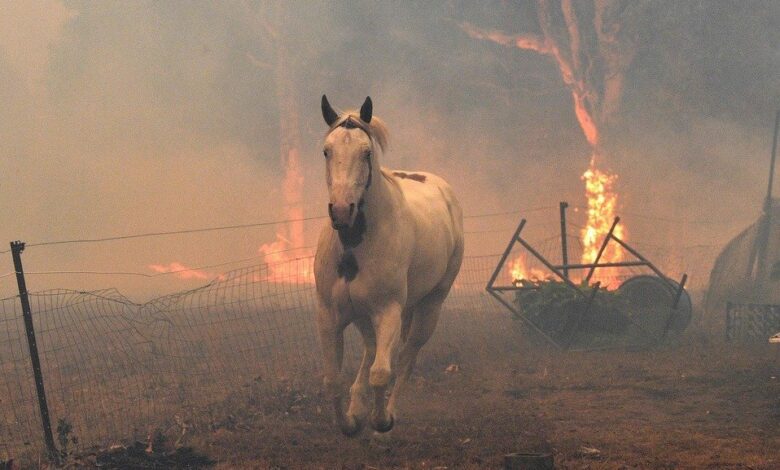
[617,275,692,340]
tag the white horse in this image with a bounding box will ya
[314,95,464,435]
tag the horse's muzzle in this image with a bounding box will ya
[329,202,356,229]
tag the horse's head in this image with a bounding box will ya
[321,94,386,230]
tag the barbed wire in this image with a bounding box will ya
[0,205,744,266]
[20,270,159,278]
[464,228,516,234]
[0,251,509,282]
[569,205,756,227]
[0,207,553,254]
[0,204,746,257]
[0,245,319,281]
[630,241,719,249]
[462,206,556,219]
[23,216,329,249]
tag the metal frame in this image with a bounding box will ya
[485,207,689,351]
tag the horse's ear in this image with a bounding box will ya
[321,94,339,126]
[360,96,372,123]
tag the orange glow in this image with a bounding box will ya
[149,262,212,280]
[259,138,313,284]
[460,22,548,54]
[508,253,547,285]
[462,19,630,288]
[258,232,315,284]
[580,155,626,287]
[572,92,600,148]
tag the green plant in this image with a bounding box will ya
[56,417,78,460]
[513,279,631,339]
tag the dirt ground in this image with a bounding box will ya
[178,325,780,469]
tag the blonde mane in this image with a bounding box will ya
[326,110,389,153]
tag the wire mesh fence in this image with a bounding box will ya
[0,217,723,463]
[725,302,780,342]
[0,254,511,462]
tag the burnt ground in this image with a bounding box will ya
[177,327,780,469]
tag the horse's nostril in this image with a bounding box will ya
[349,203,355,216]
[328,203,335,220]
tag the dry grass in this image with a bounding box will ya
[4,286,779,468]
[171,325,780,469]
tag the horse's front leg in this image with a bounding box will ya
[369,302,403,433]
[346,316,376,434]
[316,304,351,434]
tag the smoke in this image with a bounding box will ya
[0,0,76,97]
[0,1,777,299]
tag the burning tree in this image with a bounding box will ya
[150,3,316,283]
[463,0,637,285]
[244,2,313,282]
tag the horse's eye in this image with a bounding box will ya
[323,150,328,158]
[365,151,372,159]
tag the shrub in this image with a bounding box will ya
[513,279,631,340]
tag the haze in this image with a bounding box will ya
[0,1,777,300]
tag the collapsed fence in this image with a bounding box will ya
[0,208,724,463]
[0,251,513,463]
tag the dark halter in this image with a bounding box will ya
[340,118,362,130]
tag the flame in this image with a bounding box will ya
[257,232,314,284]
[580,155,626,287]
[148,231,314,285]
[508,253,547,285]
[258,131,314,284]
[150,145,314,284]
[149,262,213,280]
[462,18,632,288]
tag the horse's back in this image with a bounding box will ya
[390,169,461,224]
[388,168,464,303]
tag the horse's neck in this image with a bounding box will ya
[361,168,399,240]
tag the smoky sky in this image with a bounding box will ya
[0,0,778,299]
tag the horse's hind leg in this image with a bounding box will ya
[345,316,376,434]
[387,289,446,418]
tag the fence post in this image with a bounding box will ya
[10,241,59,463]
[559,201,569,280]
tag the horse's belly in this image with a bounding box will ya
[402,178,462,305]
[406,260,447,304]
[404,224,458,304]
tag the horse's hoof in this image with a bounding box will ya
[371,413,394,433]
[340,415,364,437]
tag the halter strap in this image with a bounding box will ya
[365,154,372,190]
[339,116,368,132]
[335,117,373,191]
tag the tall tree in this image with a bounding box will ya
[462,0,636,154]
[462,0,637,279]
[244,2,305,253]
